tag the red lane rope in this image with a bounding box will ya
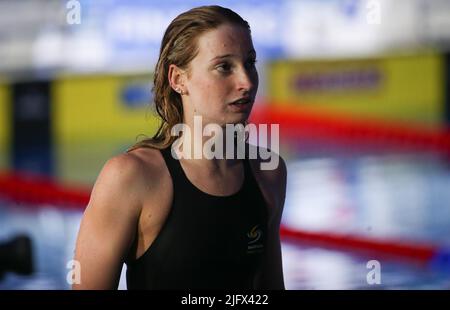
[0,171,441,262]
[0,172,90,209]
[250,104,450,156]
[1,106,448,260]
[280,226,437,263]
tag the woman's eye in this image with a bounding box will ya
[246,59,257,69]
[216,63,232,73]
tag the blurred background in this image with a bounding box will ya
[1,0,450,289]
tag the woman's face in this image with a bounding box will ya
[183,23,258,126]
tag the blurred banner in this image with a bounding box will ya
[1,73,160,183]
[53,73,156,142]
[268,52,445,127]
[53,73,159,183]
[3,0,450,74]
[0,83,10,171]
[12,81,53,176]
[1,0,450,291]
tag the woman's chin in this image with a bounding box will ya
[225,112,251,125]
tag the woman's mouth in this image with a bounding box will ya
[229,97,253,112]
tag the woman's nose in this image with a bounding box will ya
[236,68,256,92]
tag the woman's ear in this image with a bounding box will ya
[168,64,187,95]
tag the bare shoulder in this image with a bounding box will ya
[248,145,286,183]
[248,144,287,217]
[90,147,166,214]
[248,144,287,191]
[73,147,166,289]
[248,145,287,289]
[100,152,147,185]
[124,146,168,181]
[117,146,166,179]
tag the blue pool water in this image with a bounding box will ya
[1,150,450,289]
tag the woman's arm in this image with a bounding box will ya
[72,154,145,289]
[253,154,287,290]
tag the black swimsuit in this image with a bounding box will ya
[126,144,268,289]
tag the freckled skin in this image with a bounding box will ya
[182,24,259,127]
[72,19,286,290]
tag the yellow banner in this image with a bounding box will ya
[268,52,444,126]
[53,73,160,183]
[0,82,10,170]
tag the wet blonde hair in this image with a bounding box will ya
[127,5,250,152]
